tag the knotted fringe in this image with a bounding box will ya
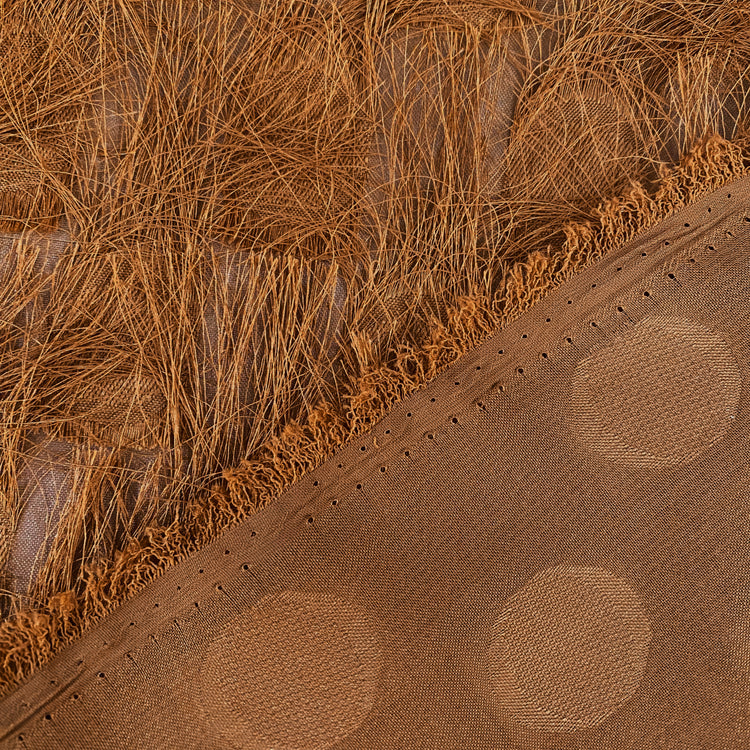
[1,133,747,697]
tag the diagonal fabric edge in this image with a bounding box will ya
[2,140,750,747]
[0,133,747,702]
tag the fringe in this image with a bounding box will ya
[1,133,747,697]
[50,419,164,452]
[0,189,64,234]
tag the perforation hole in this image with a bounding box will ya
[708,245,715,251]
[307,516,314,525]
[565,337,573,344]
[616,266,623,272]
[684,222,690,227]
[380,465,387,472]
[688,258,696,263]
[667,273,675,279]
[216,584,224,592]
[590,321,598,328]
[498,349,504,355]
[44,714,52,722]
[664,241,670,246]
[517,368,525,375]
[708,207,712,213]
[385,429,391,434]
[404,450,411,457]
[545,317,551,323]
[313,480,319,487]
[521,334,528,339]
[356,483,363,490]
[360,445,366,451]
[242,564,250,571]
[153,603,160,609]
[98,672,105,679]
[541,352,549,360]
[430,398,436,403]
[199,569,204,574]
[224,549,230,555]
[640,252,646,257]
[617,306,625,313]
[567,299,573,305]
[250,531,256,537]
[451,417,459,424]
[72,693,80,702]
[407,412,412,417]
[331,499,339,506]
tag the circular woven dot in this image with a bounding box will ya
[199,591,382,750]
[504,82,639,208]
[570,316,741,467]
[66,373,166,449]
[488,566,652,731]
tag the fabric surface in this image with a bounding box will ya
[2,174,749,748]
[1,0,749,659]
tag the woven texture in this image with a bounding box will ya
[0,0,749,738]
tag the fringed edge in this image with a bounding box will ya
[1,133,747,697]
[0,189,64,234]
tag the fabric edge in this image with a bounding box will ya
[0,132,747,698]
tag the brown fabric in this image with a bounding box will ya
[2,0,750,733]
[663,49,750,164]
[5,434,75,596]
[0,15,96,232]
[64,374,167,449]
[2,175,749,748]
[0,227,70,348]
[504,81,640,209]
[367,23,529,248]
[0,141,68,233]
[1,0,748,653]
[354,292,449,360]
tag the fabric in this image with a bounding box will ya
[0,0,749,745]
[2,171,749,748]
